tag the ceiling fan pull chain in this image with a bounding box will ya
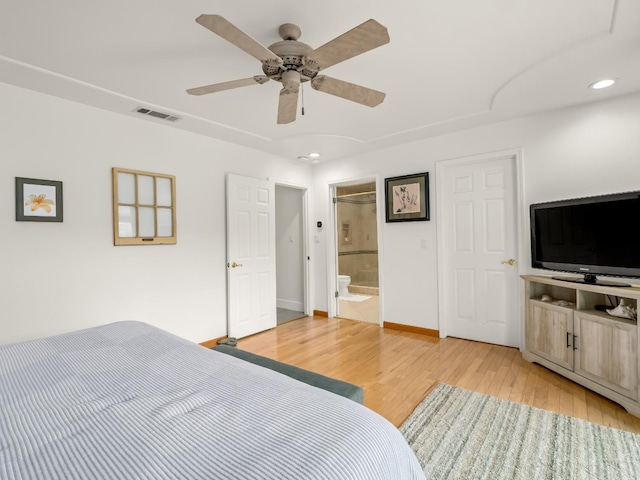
[301,83,305,116]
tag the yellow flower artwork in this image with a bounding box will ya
[25,193,55,213]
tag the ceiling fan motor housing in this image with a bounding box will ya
[264,27,318,83]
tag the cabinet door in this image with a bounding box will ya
[574,312,638,400]
[527,301,574,370]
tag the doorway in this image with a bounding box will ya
[275,184,308,325]
[333,180,380,324]
[436,150,523,348]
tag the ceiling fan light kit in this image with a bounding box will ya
[187,15,390,124]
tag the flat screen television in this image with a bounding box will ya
[530,191,640,287]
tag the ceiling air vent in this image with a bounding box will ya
[134,107,181,122]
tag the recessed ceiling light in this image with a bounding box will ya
[589,78,617,89]
[309,152,321,159]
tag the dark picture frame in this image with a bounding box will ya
[15,177,63,222]
[385,172,429,222]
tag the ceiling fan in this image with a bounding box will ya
[186,15,390,124]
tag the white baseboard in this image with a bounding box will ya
[277,298,304,311]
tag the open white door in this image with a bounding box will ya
[226,173,276,339]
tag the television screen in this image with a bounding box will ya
[530,191,640,285]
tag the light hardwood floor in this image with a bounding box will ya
[236,315,640,434]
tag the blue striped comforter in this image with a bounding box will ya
[0,321,425,479]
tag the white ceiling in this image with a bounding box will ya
[1,0,639,163]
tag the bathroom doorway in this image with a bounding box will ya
[334,180,380,324]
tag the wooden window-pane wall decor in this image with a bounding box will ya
[112,167,177,245]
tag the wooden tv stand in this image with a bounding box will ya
[522,275,640,417]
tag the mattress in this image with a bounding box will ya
[0,321,425,479]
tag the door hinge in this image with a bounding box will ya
[333,197,337,204]
[335,291,339,298]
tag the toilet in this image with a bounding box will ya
[338,275,351,297]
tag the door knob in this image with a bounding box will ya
[228,262,243,268]
[501,259,516,266]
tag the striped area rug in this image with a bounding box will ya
[400,384,640,480]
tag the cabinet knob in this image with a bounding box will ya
[501,259,516,266]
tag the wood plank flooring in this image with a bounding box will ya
[235,316,640,434]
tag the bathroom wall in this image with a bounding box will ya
[336,184,379,288]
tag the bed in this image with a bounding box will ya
[0,321,425,479]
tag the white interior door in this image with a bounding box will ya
[226,173,276,339]
[439,154,520,347]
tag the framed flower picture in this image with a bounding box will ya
[384,172,430,222]
[15,177,63,222]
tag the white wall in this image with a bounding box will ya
[0,82,312,345]
[275,186,304,311]
[3,81,638,345]
[312,92,640,330]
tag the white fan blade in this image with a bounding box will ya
[196,15,283,67]
[277,89,299,124]
[310,76,385,107]
[304,19,389,71]
[186,76,269,96]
